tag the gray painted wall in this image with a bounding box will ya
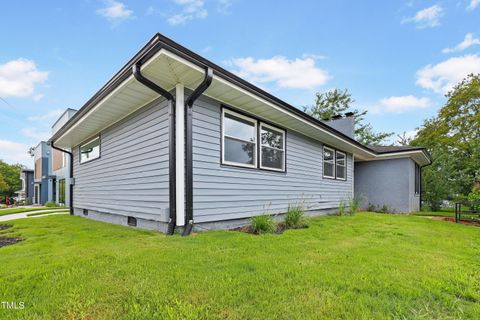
[354,158,420,213]
[191,94,354,223]
[72,97,170,221]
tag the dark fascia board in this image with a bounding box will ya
[49,32,428,163]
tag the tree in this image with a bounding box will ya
[396,131,413,146]
[304,89,394,145]
[411,73,480,208]
[0,160,22,201]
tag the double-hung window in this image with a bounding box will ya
[222,110,257,168]
[222,108,286,172]
[323,146,347,180]
[260,123,285,171]
[80,136,101,164]
[336,151,346,180]
[323,146,335,179]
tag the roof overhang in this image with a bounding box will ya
[50,33,431,166]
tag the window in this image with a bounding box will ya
[414,163,420,195]
[127,216,137,227]
[323,146,335,179]
[222,109,257,168]
[323,146,347,181]
[80,136,100,164]
[336,151,346,180]
[260,123,285,171]
[58,179,65,204]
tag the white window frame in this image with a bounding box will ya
[259,122,286,172]
[335,150,347,181]
[323,146,336,179]
[79,136,101,164]
[221,109,257,169]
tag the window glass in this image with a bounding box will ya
[80,136,100,163]
[223,111,256,167]
[336,152,346,180]
[59,179,65,204]
[323,147,335,178]
[224,113,256,142]
[415,164,420,194]
[224,138,255,165]
[260,124,285,171]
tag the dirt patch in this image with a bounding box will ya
[432,216,480,227]
[232,223,309,235]
[0,236,22,247]
[0,224,12,231]
[0,224,22,247]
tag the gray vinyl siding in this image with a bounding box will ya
[72,97,170,221]
[192,95,354,223]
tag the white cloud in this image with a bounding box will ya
[96,0,134,22]
[167,0,207,25]
[0,139,32,166]
[27,109,64,122]
[442,33,480,53]
[217,0,233,14]
[21,128,51,141]
[228,56,331,90]
[467,0,479,11]
[378,95,431,113]
[0,59,48,99]
[416,54,480,94]
[402,4,444,28]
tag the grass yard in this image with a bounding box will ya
[26,210,69,217]
[0,207,65,217]
[0,213,479,319]
[412,210,455,217]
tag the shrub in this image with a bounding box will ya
[467,186,480,203]
[250,214,276,234]
[367,203,377,212]
[348,196,360,215]
[284,204,305,227]
[45,201,59,208]
[337,201,347,216]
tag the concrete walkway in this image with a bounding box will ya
[0,209,69,222]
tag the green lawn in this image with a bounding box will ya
[0,213,479,319]
[0,207,65,216]
[412,210,455,217]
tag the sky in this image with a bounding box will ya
[1,0,479,167]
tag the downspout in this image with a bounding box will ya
[419,162,432,211]
[50,141,74,215]
[132,63,177,235]
[182,67,213,236]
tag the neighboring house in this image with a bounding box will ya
[33,141,53,205]
[15,169,34,204]
[32,109,76,206]
[48,33,431,234]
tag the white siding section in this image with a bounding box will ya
[192,95,354,223]
[72,98,170,221]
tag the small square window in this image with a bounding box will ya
[83,209,88,216]
[80,136,101,164]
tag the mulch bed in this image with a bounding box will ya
[432,216,480,227]
[0,224,23,247]
[0,224,12,231]
[232,223,309,235]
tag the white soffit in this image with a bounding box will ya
[55,48,383,162]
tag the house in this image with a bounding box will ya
[32,109,76,205]
[48,33,431,235]
[15,169,34,204]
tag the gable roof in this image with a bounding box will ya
[49,33,431,166]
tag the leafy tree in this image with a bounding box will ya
[411,73,480,208]
[396,131,413,146]
[0,160,22,200]
[304,89,394,145]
